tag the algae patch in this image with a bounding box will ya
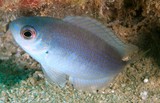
[0,59,35,89]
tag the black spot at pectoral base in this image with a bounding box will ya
[96,90,99,92]
[45,51,49,54]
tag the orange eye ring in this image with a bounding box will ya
[20,26,36,40]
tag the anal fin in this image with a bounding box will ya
[69,76,113,91]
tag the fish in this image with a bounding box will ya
[9,16,137,91]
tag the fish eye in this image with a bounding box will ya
[21,26,36,40]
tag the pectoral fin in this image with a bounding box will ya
[41,64,68,87]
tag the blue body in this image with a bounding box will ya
[9,16,132,91]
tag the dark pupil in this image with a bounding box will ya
[24,31,32,38]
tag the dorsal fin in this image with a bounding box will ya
[63,16,138,57]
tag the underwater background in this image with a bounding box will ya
[0,0,160,102]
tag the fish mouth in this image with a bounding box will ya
[5,29,18,46]
[6,20,14,32]
[6,23,9,32]
[6,21,18,46]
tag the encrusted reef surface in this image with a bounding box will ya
[0,0,160,102]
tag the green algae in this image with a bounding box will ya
[0,59,35,89]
